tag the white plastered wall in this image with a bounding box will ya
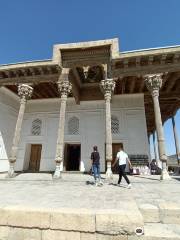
[0,90,149,173]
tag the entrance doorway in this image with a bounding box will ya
[112,143,123,172]
[28,144,42,172]
[65,144,81,171]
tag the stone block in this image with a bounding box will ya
[128,223,180,240]
[50,208,95,232]
[96,234,128,240]
[159,202,180,224]
[96,209,144,235]
[139,204,160,223]
[1,206,50,229]
[42,230,80,240]
[0,226,9,240]
[80,232,95,240]
[0,208,9,225]
[8,227,41,240]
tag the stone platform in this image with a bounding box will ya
[0,173,180,239]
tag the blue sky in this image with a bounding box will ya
[0,0,180,155]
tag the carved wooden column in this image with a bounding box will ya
[8,84,33,177]
[145,74,170,180]
[153,131,158,161]
[172,116,180,165]
[100,79,115,179]
[53,69,72,178]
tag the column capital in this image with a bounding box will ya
[18,84,33,101]
[100,79,116,100]
[57,80,72,98]
[144,73,163,97]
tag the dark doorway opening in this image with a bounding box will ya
[66,144,81,171]
[28,144,42,172]
[112,143,123,173]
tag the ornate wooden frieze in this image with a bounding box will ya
[61,46,110,67]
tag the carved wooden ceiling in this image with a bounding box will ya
[0,42,180,135]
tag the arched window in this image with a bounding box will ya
[31,119,42,136]
[68,116,79,135]
[111,116,119,134]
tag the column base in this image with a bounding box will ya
[7,163,16,178]
[53,163,61,179]
[160,168,171,180]
[173,167,180,176]
[106,162,113,182]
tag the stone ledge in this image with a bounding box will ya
[50,208,95,232]
[159,202,180,224]
[139,203,160,223]
[128,223,180,240]
[0,206,143,235]
[0,206,50,229]
[96,209,144,235]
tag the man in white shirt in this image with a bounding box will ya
[112,146,132,188]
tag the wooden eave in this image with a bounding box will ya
[0,60,61,85]
[0,41,179,135]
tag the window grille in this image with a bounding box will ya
[68,116,79,135]
[111,116,119,134]
[31,119,42,136]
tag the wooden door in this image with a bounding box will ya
[29,144,42,172]
[112,143,123,168]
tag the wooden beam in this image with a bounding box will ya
[0,73,58,85]
[113,61,180,78]
[123,59,129,68]
[136,57,140,67]
[139,78,145,92]
[173,54,179,63]
[72,67,82,87]
[160,54,167,64]
[165,73,180,92]
[148,56,154,65]
[129,77,136,93]
[69,70,80,104]
[121,78,126,94]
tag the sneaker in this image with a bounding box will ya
[99,180,103,185]
[127,184,132,189]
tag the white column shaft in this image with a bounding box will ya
[55,95,67,162]
[10,98,26,162]
[172,116,180,164]
[105,97,112,161]
[153,95,166,161]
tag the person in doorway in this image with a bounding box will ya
[91,146,103,186]
[112,146,132,188]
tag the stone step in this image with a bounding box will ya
[129,223,180,240]
[139,201,180,224]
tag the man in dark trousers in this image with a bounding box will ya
[113,146,132,188]
[91,146,103,186]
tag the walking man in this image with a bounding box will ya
[113,146,132,188]
[91,146,103,186]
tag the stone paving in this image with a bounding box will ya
[0,173,179,210]
[0,173,180,239]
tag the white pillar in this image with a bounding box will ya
[145,74,170,180]
[153,131,159,161]
[172,116,180,169]
[8,84,33,177]
[100,79,115,179]
[53,70,72,179]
